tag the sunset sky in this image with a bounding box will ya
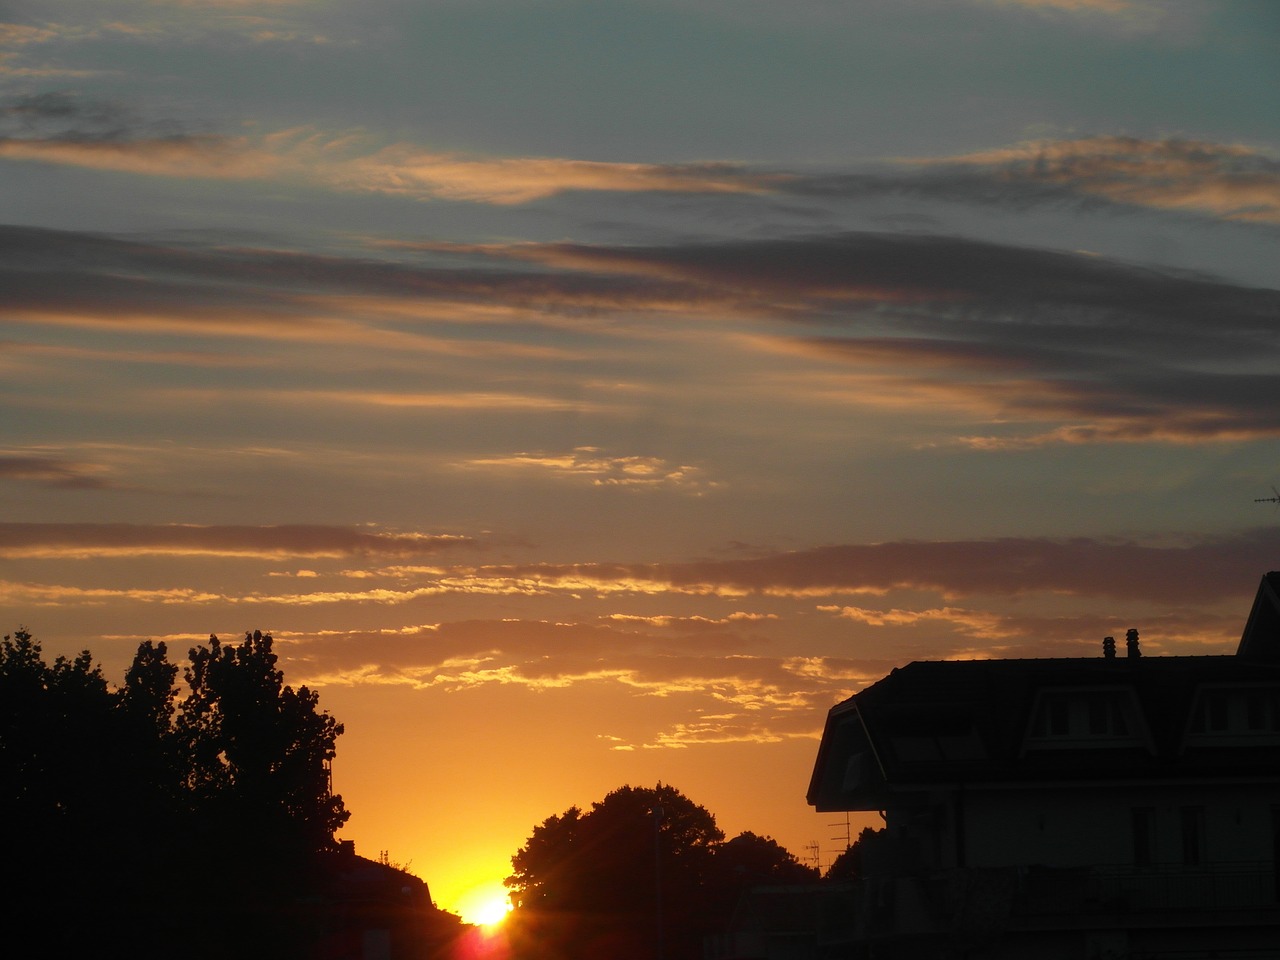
[3,0,1279,922]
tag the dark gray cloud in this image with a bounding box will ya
[472,529,1278,605]
[0,455,112,489]
[0,91,188,142]
[6,224,1278,444]
[526,232,1280,441]
[780,137,1280,225]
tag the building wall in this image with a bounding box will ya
[891,782,1279,871]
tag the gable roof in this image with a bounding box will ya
[1237,571,1280,660]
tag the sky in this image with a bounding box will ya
[2,0,1279,922]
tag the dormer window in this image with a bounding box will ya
[1187,685,1280,742]
[1024,687,1145,752]
[1087,692,1129,736]
[1245,690,1280,732]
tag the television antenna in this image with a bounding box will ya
[1256,486,1280,506]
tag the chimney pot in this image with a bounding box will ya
[1126,628,1141,658]
[1103,636,1116,658]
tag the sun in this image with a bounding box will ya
[456,882,513,928]
[472,896,512,928]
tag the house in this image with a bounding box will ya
[806,572,1280,959]
[310,841,461,960]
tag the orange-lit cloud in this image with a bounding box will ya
[0,580,226,606]
[253,621,879,748]
[459,447,718,492]
[0,105,778,204]
[0,523,474,559]
[14,530,1264,617]
[816,604,1239,654]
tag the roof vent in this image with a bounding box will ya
[1126,628,1141,658]
[1103,636,1116,658]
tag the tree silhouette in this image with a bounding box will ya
[506,784,816,960]
[0,627,349,959]
[177,631,348,872]
[713,830,820,887]
[826,825,885,881]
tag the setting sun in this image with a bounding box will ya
[455,882,512,928]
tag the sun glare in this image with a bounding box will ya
[473,896,512,928]
[456,882,512,928]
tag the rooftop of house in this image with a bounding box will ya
[808,572,1280,811]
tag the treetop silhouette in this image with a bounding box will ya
[0,627,349,958]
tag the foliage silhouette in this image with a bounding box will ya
[505,783,816,960]
[0,627,349,959]
[825,825,885,881]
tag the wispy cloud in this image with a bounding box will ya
[6,224,1277,451]
[934,137,1280,224]
[459,446,719,492]
[0,454,116,489]
[455,530,1277,605]
[259,621,879,747]
[782,136,1280,225]
[817,603,1239,654]
[0,522,475,559]
[0,97,779,203]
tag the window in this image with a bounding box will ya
[1187,686,1280,740]
[1246,691,1280,732]
[1048,696,1070,736]
[1191,691,1230,733]
[1132,807,1155,867]
[1089,692,1129,735]
[1026,689,1141,749]
[1181,806,1205,867]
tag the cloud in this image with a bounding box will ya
[0,581,226,606]
[6,224,1277,450]
[817,604,1239,654]
[457,529,1278,605]
[459,446,719,493]
[983,0,1149,17]
[790,136,1280,225]
[254,620,881,748]
[0,523,475,559]
[936,137,1280,224]
[0,95,779,202]
[517,233,1280,445]
[16,530,1266,612]
[0,454,115,489]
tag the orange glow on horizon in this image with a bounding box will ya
[453,880,513,928]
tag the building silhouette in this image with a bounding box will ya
[806,572,1280,959]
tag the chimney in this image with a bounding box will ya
[1126,628,1141,658]
[1103,636,1116,658]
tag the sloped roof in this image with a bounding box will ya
[808,653,1280,811]
[809,573,1280,811]
[1237,571,1280,660]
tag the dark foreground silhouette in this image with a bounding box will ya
[0,628,361,958]
[1,630,821,959]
